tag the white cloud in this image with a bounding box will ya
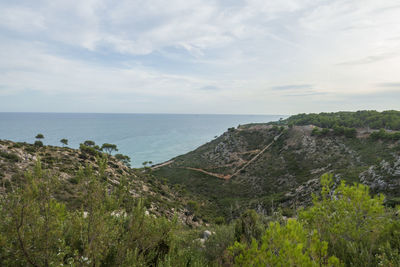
[0,0,399,113]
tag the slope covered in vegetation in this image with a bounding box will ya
[1,159,399,266]
[1,110,400,266]
[154,110,400,220]
[276,110,400,130]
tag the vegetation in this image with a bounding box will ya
[0,159,204,266]
[114,153,131,167]
[60,138,68,147]
[35,133,44,140]
[370,128,400,141]
[34,140,43,147]
[1,110,400,266]
[83,140,96,147]
[228,174,400,267]
[0,157,399,266]
[101,143,118,155]
[35,134,45,147]
[277,110,400,130]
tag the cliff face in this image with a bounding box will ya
[153,124,400,216]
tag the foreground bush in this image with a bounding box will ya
[0,158,205,266]
[228,174,400,267]
[0,159,399,266]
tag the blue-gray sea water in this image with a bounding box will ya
[0,113,285,167]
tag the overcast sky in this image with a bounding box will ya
[0,0,399,114]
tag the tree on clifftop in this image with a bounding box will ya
[35,133,44,147]
[83,140,96,147]
[60,139,68,147]
[101,143,118,155]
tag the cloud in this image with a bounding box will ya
[283,91,328,97]
[336,52,398,66]
[378,82,400,88]
[271,84,313,91]
[0,0,400,114]
[199,85,220,91]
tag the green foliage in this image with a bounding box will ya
[204,224,235,264]
[299,173,393,266]
[114,153,131,167]
[101,143,118,155]
[370,128,400,141]
[35,133,44,139]
[0,160,67,266]
[226,174,400,266]
[229,219,341,266]
[34,140,43,147]
[83,140,96,147]
[311,127,320,136]
[0,151,20,162]
[234,209,263,244]
[79,143,100,157]
[186,200,199,215]
[0,159,205,266]
[281,110,400,130]
[60,138,68,146]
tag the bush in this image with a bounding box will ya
[299,174,391,266]
[0,151,20,162]
[79,143,100,157]
[34,140,43,147]
[234,209,263,244]
[229,219,341,266]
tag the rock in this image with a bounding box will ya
[203,230,212,240]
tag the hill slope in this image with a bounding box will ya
[153,111,400,219]
[0,140,204,226]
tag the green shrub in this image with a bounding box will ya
[229,219,341,266]
[0,151,20,162]
[34,140,43,147]
[299,174,391,266]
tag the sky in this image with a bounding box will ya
[0,0,399,115]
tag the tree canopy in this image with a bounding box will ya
[101,143,118,154]
[278,110,400,130]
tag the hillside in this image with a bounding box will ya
[1,111,400,266]
[153,111,400,219]
[0,139,204,226]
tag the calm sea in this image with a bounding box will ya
[0,113,285,167]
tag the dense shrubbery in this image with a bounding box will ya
[311,126,357,138]
[0,151,20,162]
[229,174,400,267]
[280,110,400,130]
[1,160,399,266]
[370,128,400,141]
[0,159,205,266]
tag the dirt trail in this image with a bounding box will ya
[230,133,282,178]
[151,160,174,170]
[182,167,232,180]
[181,133,283,180]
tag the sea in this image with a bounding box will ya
[0,113,285,167]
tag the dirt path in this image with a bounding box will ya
[180,133,283,180]
[230,133,282,178]
[182,167,232,180]
[151,160,174,170]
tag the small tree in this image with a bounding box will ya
[101,143,118,155]
[35,133,44,140]
[34,133,44,147]
[60,139,68,147]
[114,154,131,167]
[83,140,95,147]
[34,140,43,147]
